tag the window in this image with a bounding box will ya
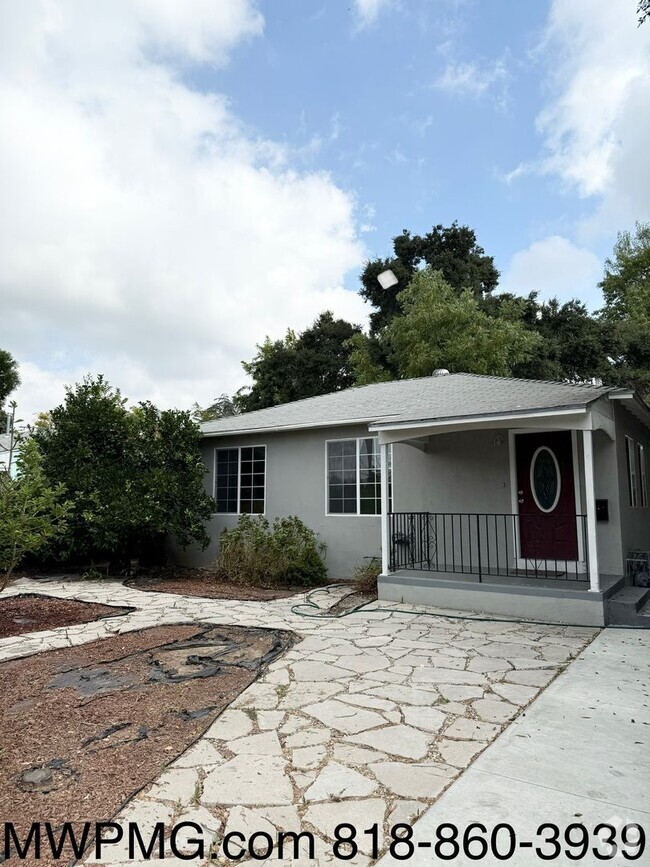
[625,436,638,508]
[215,445,266,514]
[327,437,389,515]
[638,443,648,508]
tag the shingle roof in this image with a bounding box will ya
[201,373,616,437]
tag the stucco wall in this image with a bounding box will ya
[171,423,382,579]
[614,403,650,565]
[392,429,512,514]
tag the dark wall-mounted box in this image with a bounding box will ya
[596,499,609,522]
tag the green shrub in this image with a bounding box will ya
[216,514,327,588]
[352,557,381,595]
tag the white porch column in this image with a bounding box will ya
[380,441,390,576]
[582,429,600,592]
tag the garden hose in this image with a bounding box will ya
[290,582,648,630]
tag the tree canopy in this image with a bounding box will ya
[236,311,361,412]
[0,349,20,410]
[33,375,215,563]
[360,222,499,334]
[350,268,540,382]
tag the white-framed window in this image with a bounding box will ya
[326,437,390,515]
[638,443,648,508]
[625,436,638,508]
[214,445,266,514]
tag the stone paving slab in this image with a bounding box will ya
[0,576,599,864]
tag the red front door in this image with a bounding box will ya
[515,432,579,562]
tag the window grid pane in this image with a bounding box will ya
[327,437,383,515]
[626,436,638,508]
[240,445,265,514]
[215,446,265,514]
[638,443,648,508]
[215,448,238,513]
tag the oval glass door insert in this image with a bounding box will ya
[530,446,561,512]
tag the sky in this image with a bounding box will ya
[1,0,649,422]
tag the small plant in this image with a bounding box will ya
[243,708,258,722]
[352,557,381,596]
[275,684,289,700]
[0,438,72,591]
[191,780,201,806]
[216,514,327,588]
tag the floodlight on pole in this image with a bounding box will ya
[377,269,398,290]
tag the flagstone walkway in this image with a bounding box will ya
[0,577,599,865]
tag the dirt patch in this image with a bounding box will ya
[0,622,294,865]
[0,595,132,639]
[127,569,302,601]
[329,589,377,614]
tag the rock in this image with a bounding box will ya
[203,756,293,806]
[444,717,500,741]
[204,709,253,741]
[437,739,484,768]
[292,745,326,770]
[305,800,386,854]
[345,725,429,760]
[303,699,385,734]
[304,762,377,801]
[472,698,518,724]
[491,682,539,706]
[21,767,53,789]
[226,731,283,756]
[369,762,454,799]
[402,706,447,733]
[284,727,331,748]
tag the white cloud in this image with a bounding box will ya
[435,58,508,99]
[353,0,393,29]
[0,1,368,422]
[500,236,603,307]
[512,0,650,236]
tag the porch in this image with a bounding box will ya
[372,398,625,626]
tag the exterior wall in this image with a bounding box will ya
[171,423,381,579]
[393,428,512,514]
[614,403,650,566]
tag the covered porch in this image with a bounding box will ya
[374,399,623,626]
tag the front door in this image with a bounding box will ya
[515,432,579,562]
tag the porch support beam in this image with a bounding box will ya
[582,429,600,593]
[380,441,390,576]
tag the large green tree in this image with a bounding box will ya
[598,222,650,400]
[33,376,215,563]
[350,268,540,382]
[360,222,499,335]
[236,311,361,412]
[482,293,611,384]
[0,349,20,410]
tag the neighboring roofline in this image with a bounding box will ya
[368,405,589,432]
[200,416,389,439]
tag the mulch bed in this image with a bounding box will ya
[0,595,132,639]
[127,569,304,601]
[0,622,294,865]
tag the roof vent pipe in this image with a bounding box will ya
[432,368,450,376]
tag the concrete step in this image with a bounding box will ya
[637,601,650,618]
[607,586,650,626]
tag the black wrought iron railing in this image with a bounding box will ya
[388,512,589,582]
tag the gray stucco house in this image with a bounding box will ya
[177,373,650,626]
